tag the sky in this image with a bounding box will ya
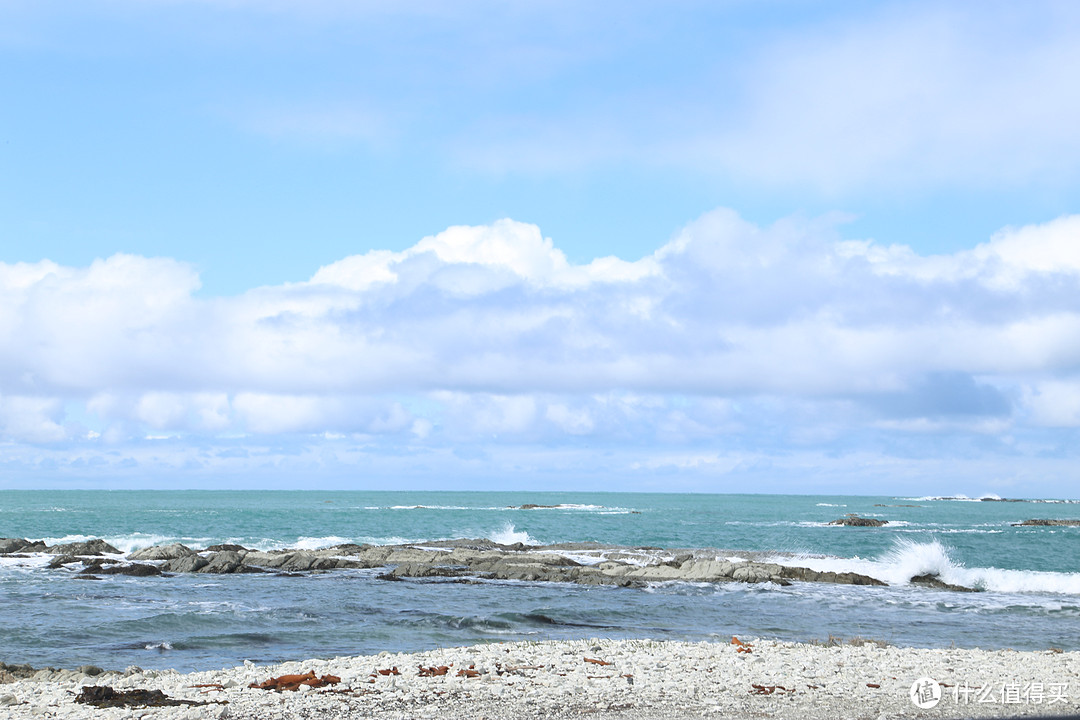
[1,0,1080,496]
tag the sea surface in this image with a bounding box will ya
[2,491,1079,672]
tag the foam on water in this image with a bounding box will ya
[294,536,353,551]
[488,522,537,546]
[777,538,1080,595]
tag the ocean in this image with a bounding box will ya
[2,491,1078,673]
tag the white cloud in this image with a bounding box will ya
[312,218,659,293]
[0,395,66,443]
[3,210,1080,495]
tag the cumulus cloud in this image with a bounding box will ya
[2,210,1080,491]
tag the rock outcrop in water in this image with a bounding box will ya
[909,573,980,592]
[1011,519,1080,527]
[828,515,888,527]
[0,538,47,554]
[46,539,121,556]
[3,536,891,589]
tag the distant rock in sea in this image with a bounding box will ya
[1011,519,1080,527]
[828,515,888,527]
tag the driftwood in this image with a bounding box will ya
[731,636,753,653]
[248,671,340,691]
[418,665,452,677]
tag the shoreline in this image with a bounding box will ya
[3,639,1079,719]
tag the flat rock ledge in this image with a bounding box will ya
[0,536,897,589]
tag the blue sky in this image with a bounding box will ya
[2,0,1080,496]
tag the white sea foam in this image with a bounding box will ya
[488,522,537,546]
[294,536,353,551]
[774,538,1080,595]
[902,493,1003,502]
[816,503,846,507]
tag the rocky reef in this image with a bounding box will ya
[1,536,894,589]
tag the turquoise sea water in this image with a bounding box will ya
[2,491,1079,671]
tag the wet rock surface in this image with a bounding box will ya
[17,536,893,589]
[909,573,980,592]
[0,539,47,554]
[46,539,121,556]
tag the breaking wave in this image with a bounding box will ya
[487,522,537,546]
[778,538,1080,595]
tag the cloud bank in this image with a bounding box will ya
[3,211,1080,492]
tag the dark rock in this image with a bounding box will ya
[663,553,694,568]
[162,555,209,573]
[198,551,247,574]
[47,555,78,569]
[0,538,47,554]
[779,566,887,586]
[829,515,888,527]
[47,539,121,556]
[375,572,405,581]
[1012,519,1080,527]
[517,504,558,510]
[0,662,37,681]
[330,543,372,555]
[390,563,470,578]
[277,554,363,572]
[910,573,980,592]
[96,563,163,577]
[204,543,249,553]
[75,686,207,708]
[127,544,195,561]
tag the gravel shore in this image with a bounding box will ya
[2,639,1078,719]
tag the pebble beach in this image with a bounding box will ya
[3,639,1079,719]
